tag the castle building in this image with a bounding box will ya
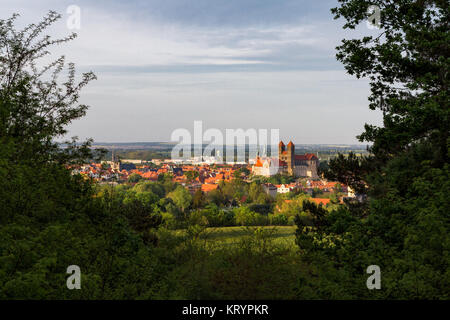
[251,157,286,177]
[251,141,319,178]
[108,150,136,172]
[278,141,319,178]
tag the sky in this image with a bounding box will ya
[1,0,383,144]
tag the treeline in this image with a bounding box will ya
[104,149,171,161]
[96,176,340,231]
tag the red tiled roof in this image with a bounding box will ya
[201,184,219,192]
[310,198,331,206]
[295,153,317,161]
[254,158,263,167]
[141,171,158,180]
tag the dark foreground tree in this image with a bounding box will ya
[296,0,449,298]
[0,12,161,299]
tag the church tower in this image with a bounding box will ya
[111,149,120,171]
[278,141,285,156]
[286,141,295,175]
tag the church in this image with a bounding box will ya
[252,141,319,178]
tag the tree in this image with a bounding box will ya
[128,173,143,183]
[115,190,162,244]
[333,183,342,193]
[295,0,449,299]
[133,180,165,198]
[207,189,225,206]
[158,172,176,193]
[331,0,448,166]
[0,12,101,165]
[0,12,162,299]
[249,182,263,202]
[168,185,192,213]
[311,187,322,198]
[318,160,330,176]
[324,152,369,194]
[192,189,204,208]
[184,170,199,183]
[234,206,259,226]
[233,169,243,180]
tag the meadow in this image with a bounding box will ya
[161,226,297,248]
[151,225,306,299]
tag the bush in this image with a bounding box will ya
[128,173,142,183]
[271,213,288,226]
[234,207,259,226]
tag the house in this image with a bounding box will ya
[276,184,298,194]
[252,157,286,177]
[201,183,219,193]
[187,183,202,195]
[141,171,158,180]
[262,183,278,198]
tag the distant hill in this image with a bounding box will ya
[90,142,369,161]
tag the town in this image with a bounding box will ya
[69,141,361,220]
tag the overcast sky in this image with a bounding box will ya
[1,0,383,144]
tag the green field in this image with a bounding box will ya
[163,225,298,248]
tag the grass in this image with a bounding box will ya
[164,225,298,248]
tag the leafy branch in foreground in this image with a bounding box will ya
[0,11,101,164]
[294,0,449,299]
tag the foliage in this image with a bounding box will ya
[127,173,142,183]
[167,185,192,213]
[295,0,450,299]
[0,12,102,165]
[0,12,162,299]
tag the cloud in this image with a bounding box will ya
[70,70,381,144]
[0,0,383,144]
[60,8,337,72]
[1,0,345,72]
